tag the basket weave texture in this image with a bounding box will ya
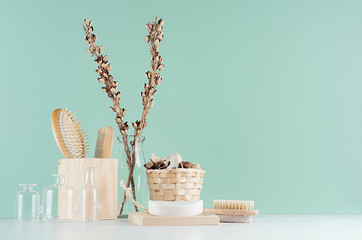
[146,168,205,201]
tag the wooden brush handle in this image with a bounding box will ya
[203,208,259,216]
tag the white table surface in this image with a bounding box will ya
[1,215,361,240]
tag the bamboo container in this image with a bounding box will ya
[58,158,118,220]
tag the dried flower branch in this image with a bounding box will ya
[119,17,166,215]
[82,18,137,210]
[82,19,130,138]
[82,17,165,216]
[132,17,165,136]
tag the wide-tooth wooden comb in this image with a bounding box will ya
[51,108,89,158]
[94,127,114,158]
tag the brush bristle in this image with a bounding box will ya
[58,109,89,158]
[213,200,254,210]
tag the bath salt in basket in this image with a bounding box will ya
[146,168,205,201]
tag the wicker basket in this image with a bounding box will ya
[146,168,205,201]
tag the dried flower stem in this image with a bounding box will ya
[132,17,165,137]
[83,17,165,216]
[119,17,165,215]
[82,19,138,212]
[121,17,165,213]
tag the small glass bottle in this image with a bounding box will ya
[16,184,40,222]
[80,167,102,222]
[43,174,76,221]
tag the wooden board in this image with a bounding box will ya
[128,212,220,226]
[58,158,118,220]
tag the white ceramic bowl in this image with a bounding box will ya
[148,200,203,216]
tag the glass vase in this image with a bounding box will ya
[117,135,148,216]
[15,184,40,222]
[79,167,102,222]
[42,174,76,221]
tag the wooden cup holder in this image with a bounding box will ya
[58,158,118,220]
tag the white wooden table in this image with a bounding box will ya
[1,215,361,240]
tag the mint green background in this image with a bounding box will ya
[1,0,362,215]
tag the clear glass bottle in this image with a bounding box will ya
[16,184,40,222]
[43,174,76,221]
[117,135,148,216]
[80,167,102,222]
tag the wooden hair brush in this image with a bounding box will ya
[203,200,259,223]
[51,108,89,158]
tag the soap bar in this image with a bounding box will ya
[148,200,203,216]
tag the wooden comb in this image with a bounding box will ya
[94,127,114,158]
[51,108,89,158]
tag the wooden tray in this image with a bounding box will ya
[128,212,220,226]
